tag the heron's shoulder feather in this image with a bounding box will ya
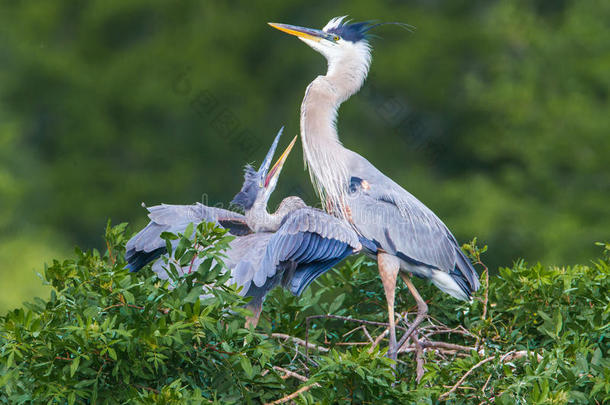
[344,151,479,292]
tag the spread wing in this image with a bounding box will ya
[125,203,251,272]
[249,207,362,296]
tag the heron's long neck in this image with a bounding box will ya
[300,47,370,215]
[246,196,305,232]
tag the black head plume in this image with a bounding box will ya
[326,19,415,43]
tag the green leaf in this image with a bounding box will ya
[240,356,253,379]
[70,356,80,377]
[108,347,117,361]
[122,289,135,305]
[554,310,563,336]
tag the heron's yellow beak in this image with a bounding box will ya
[264,135,298,188]
[268,23,324,42]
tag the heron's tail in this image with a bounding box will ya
[427,246,480,301]
[454,246,481,294]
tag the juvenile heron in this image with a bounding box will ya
[270,17,480,359]
[126,128,364,327]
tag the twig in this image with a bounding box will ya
[424,316,476,338]
[264,383,320,405]
[291,345,300,363]
[439,350,542,401]
[481,373,492,394]
[342,325,364,338]
[305,314,406,363]
[187,241,200,274]
[362,326,374,343]
[502,350,543,362]
[306,314,408,330]
[480,264,489,320]
[106,240,116,265]
[273,366,309,383]
[499,350,516,362]
[334,342,370,346]
[203,343,236,355]
[439,356,495,400]
[102,303,145,311]
[368,328,389,354]
[421,341,475,352]
[423,327,475,339]
[270,333,329,353]
[442,385,477,391]
[133,383,160,394]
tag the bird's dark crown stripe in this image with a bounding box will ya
[326,20,414,43]
[326,21,373,42]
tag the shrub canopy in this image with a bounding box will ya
[0,224,608,404]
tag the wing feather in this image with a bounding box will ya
[346,152,480,294]
[126,203,250,272]
[252,207,361,296]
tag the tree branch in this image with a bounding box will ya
[273,366,309,383]
[269,333,329,353]
[264,383,320,405]
[439,350,542,401]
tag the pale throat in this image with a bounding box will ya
[245,196,306,232]
[246,199,281,232]
[300,45,370,215]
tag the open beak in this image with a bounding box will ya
[258,126,284,178]
[264,135,298,188]
[268,22,328,42]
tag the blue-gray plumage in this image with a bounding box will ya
[270,16,480,362]
[125,203,251,272]
[346,153,480,299]
[125,127,363,327]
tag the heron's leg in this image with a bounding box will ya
[396,273,428,352]
[377,253,400,362]
[244,302,263,329]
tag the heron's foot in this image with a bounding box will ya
[397,272,429,382]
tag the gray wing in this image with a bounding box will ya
[126,203,251,272]
[249,207,362,297]
[150,232,272,290]
[346,151,480,296]
[225,233,273,293]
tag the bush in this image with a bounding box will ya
[1,224,608,404]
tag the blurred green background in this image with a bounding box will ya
[0,0,608,312]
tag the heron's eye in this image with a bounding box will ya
[333,35,340,41]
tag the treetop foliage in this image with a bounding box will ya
[1,223,608,404]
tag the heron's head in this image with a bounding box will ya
[270,17,412,85]
[269,17,375,72]
[231,127,297,211]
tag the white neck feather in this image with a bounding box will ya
[246,196,306,232]
[300,42,371,217]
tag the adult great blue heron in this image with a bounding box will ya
[269,17,480,359]
[126,128,365,327]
